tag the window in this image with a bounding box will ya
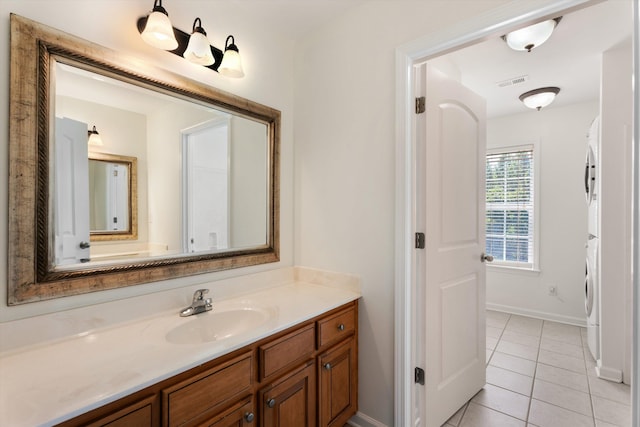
[486,148,535,269]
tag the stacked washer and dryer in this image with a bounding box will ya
[585,116,600,361]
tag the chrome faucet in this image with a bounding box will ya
[180,289,213,317]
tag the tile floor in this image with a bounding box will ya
[443,311,632,427]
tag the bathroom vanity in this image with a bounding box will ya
[60,301,357,427]
[0,269,360,427]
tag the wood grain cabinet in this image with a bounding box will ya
[57,301,358,427]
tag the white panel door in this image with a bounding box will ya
[415,64,487,427]
[54,117,90,265]
[183,120,230,253]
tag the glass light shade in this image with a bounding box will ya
[219,49,244,78]
[519,87,560,111]
[183,31,214,65]
[87,126,103,146]
[141,10,178,50]
[506,19,557,52]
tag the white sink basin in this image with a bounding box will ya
[165,306,272,345]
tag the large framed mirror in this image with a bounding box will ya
[8,14,280,304]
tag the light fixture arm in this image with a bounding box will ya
[136,16,224,72]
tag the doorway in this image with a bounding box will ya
[394,0,638,426]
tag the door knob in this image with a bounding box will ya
[267,398,276,408]
[481,253,494,263]
[244,412,255,422]
[324,363,332,370]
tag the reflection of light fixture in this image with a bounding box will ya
[503,17,562,52]
[140,0,178,51]
[519,87,560,111]
[218,36,245,78]
[136,2,244,78]
[87,126,103,146]
[183,18,214,66]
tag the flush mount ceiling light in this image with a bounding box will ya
[140,0,178,51]
[503,17,562,52]
[137,0,244,77]
[519,87,560,111]
[183,18,214,66]
[87,126,103,146]
[218,36,245,78]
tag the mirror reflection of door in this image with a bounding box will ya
[89,160,129,231]
[54,117,91,265]
[183,119,230,253]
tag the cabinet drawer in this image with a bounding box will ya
[163,352,253,427]
[259,324,315,381]
[317,306,356,349]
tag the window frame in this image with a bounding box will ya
[486,143,540,272]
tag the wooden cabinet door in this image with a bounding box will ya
[259,361,316,427]
[318,338,357,427]
[204,397,255,427]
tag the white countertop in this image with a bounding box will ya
[0,268,360,427]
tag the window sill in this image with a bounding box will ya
[487,263,540,276]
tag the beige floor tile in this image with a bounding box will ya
[585,355,598,377]
[588,376,631,405]
[496,340,539,361]
[490,352,536,376]
[487,326,504,339]
[459,402,525,427]
[487,336,498,350]
[528,399,595,427]
[444,403,467,426]
[486,349,493,364]
[505,317,543,337]
[595,420,622,427]
[487,311,511,328]
[471,384,530,421]
[532,379,592,416]
[538,349,586,374]
[591,396,631,426]
[540,336,585,359]
[541,328,582,346]
[501,330,541,348]
[535,363,589,393]
[486,365,533,396]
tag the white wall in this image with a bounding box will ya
[599,39,633,383]
[0,0,295,321]
[293,1,509,425]
[485,102,598,325]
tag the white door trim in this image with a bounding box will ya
[393,1,624,425]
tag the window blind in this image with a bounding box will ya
[486,149,534,267]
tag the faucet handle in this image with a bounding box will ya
[193,288,209,302]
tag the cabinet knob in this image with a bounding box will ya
[337,323,345,331]
[244,412,255,423]
[267,398,276,408]
[79,241,91,249]
[324,363,332,370]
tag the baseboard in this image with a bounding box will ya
[346,412,389,427]
[486,303,587,327]
[596,361,624,383]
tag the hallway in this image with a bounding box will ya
[443,311,631,426]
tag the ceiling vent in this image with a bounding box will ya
[496,75,529,88]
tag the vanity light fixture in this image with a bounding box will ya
[87,126,104,146]
[140,0,178,51]
[183,18,214,66]
[137,0,244,77]
[519,87,560,111]
[503,17,562,52]
[218,36,245,78]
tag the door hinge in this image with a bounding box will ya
[415,367,425,385]
[415,96,426,114]
[415,232,425,249]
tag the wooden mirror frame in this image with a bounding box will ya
[8,14,280,304]
[88,152,138,241]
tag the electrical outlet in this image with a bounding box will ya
[548,285,557,296]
